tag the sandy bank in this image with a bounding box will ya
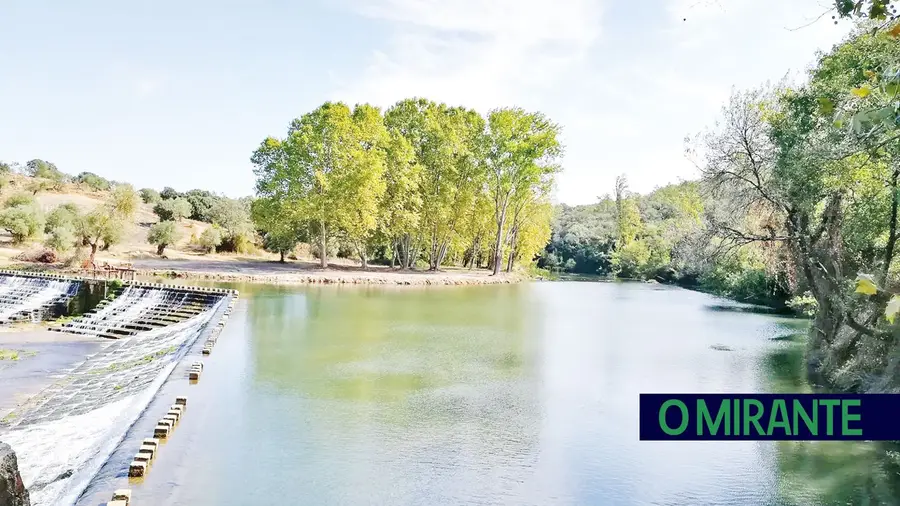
[5,258,525,286]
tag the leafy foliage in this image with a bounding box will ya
[153,197,192,222]
[140,188,161,204]
[147,220,181,255]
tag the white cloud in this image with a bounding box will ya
[333,0,603,111]
[333,0,851,205]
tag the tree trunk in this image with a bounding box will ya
[491,209,507,276]
[390,243,397,269]
[359,246,368,270]
[89,242,99,265]
[157,244,166,256]
[279,250,286,263]
[319,221,327,268]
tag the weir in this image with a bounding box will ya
[0,269,237,506]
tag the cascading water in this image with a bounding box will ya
[1,294,229,506]
[62,287,175,336]
[0,277,77,323]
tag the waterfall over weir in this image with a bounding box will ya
[57,285,224,339]
[0,274,79,323]
[0,275,236,506]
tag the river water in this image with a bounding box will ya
[76,281,900,505]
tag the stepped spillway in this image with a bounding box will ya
[0,273,80,324]
[0,274,236,506]
[56,284,226,339]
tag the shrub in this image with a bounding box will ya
[14,247,58,264]
[45,203,80,233]
[4,192,34,208]
[198,225,223,253]
[153,197,192,221]
[140,188,161,204]
[45,225,77,252]
[74,172,111,191]
[160,187,181,200]
[0,204,44,243]
[148,220,181,255]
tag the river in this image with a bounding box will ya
[75,281,900,505]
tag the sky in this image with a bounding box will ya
[0,0,852,205]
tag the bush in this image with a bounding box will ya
[74,172,111,191]
[160,187,181,200]
[148,220,181,255]
[184,190,218,222]
[153,197,192,221]
[45,203,80,233]
[0,204,44,243]
[217,231,255,254]
[26,159,66,182]
[45,225,77,252]
[140,188,161,204]
[787,292,818,317]
[198,225,223,253]
[4,192,34,208]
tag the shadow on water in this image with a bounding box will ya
[764,330,900,506]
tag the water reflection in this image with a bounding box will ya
[764,329,900,506]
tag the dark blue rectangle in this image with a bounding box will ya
[639,394,900,440]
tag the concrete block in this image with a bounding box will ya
[159,418,174,429]
[192,361,203,370]
[189,370,201,380]
[201,348,211,355]
[153,424,169,438]
[108,501,128,506]
[134,451,152,462]
[142,438,159,449]
[170,404,184,413]
[139,444,156,457]
[163,414,178,425]
[166,410,181,422]
[176,396,188,406]
[111,488,132,503]
[128,461,146,477]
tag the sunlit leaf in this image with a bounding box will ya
[851,86,872,98]
[833,118,844,129]
[886,82,900,97]
[864,70,877,79]
[817,97,835,115]
[887,296,900,323]
[855,273,879,295]
[888,23,900,39]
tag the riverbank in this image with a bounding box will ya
[1,257,525,286]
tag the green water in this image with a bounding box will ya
[79,281,900,505]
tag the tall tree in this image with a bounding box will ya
[486,108,562,275]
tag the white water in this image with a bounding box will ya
[64,287,169,335]
[0,277,76,322]
[3,299,226,506]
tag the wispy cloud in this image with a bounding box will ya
[333,0,603,111]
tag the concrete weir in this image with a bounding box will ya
[0,270,236,506]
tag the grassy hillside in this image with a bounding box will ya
[0,174,269,265]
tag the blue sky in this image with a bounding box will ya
[0,0,850,205]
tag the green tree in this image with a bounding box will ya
[108,184,140,220]
[154,197,192,222]
[251,197,302,262]
[140,188,161,204]
[198,225,223,253]
[0,203,44,243]
[486,108,563,275]
[379,131,422,269]
[74,172,111,191]
[25,159,65,181]
[76,207,124,265]
[148,220,181,255]
[160,187,181,200]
